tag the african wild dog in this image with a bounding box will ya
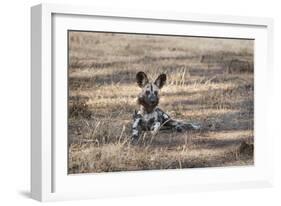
[132,71,200,141]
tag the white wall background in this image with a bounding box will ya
[0,0,280,205]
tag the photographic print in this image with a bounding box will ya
[68,31,254,174]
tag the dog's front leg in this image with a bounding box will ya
[151,122,161,136]
[132,114,142,140]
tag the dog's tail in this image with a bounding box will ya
[181,122,201,130]
[160,119,201,132]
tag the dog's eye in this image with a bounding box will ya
[145,90,150,95]
[154,91,158,96]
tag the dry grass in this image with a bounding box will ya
[68,31,254,174]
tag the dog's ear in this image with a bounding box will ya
[136,71,149,88]
[154,74,166,89]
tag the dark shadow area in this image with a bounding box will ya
[147,129,252,150]
[178,151,253,169]
[69,55,199,70]
[189,67,224,76]
[138,55,198,63]
[69,71,135,89]
[162,90,200,97]
[190,135,252,149]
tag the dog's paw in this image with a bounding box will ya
[131,134,139,145]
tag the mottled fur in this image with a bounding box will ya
[132,71,200,140]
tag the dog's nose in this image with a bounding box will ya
[149,94,157,104]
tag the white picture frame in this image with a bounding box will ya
[31,3,274,202]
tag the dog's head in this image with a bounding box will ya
[136,71,166,112]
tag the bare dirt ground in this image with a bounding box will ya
[68,31,254,174]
